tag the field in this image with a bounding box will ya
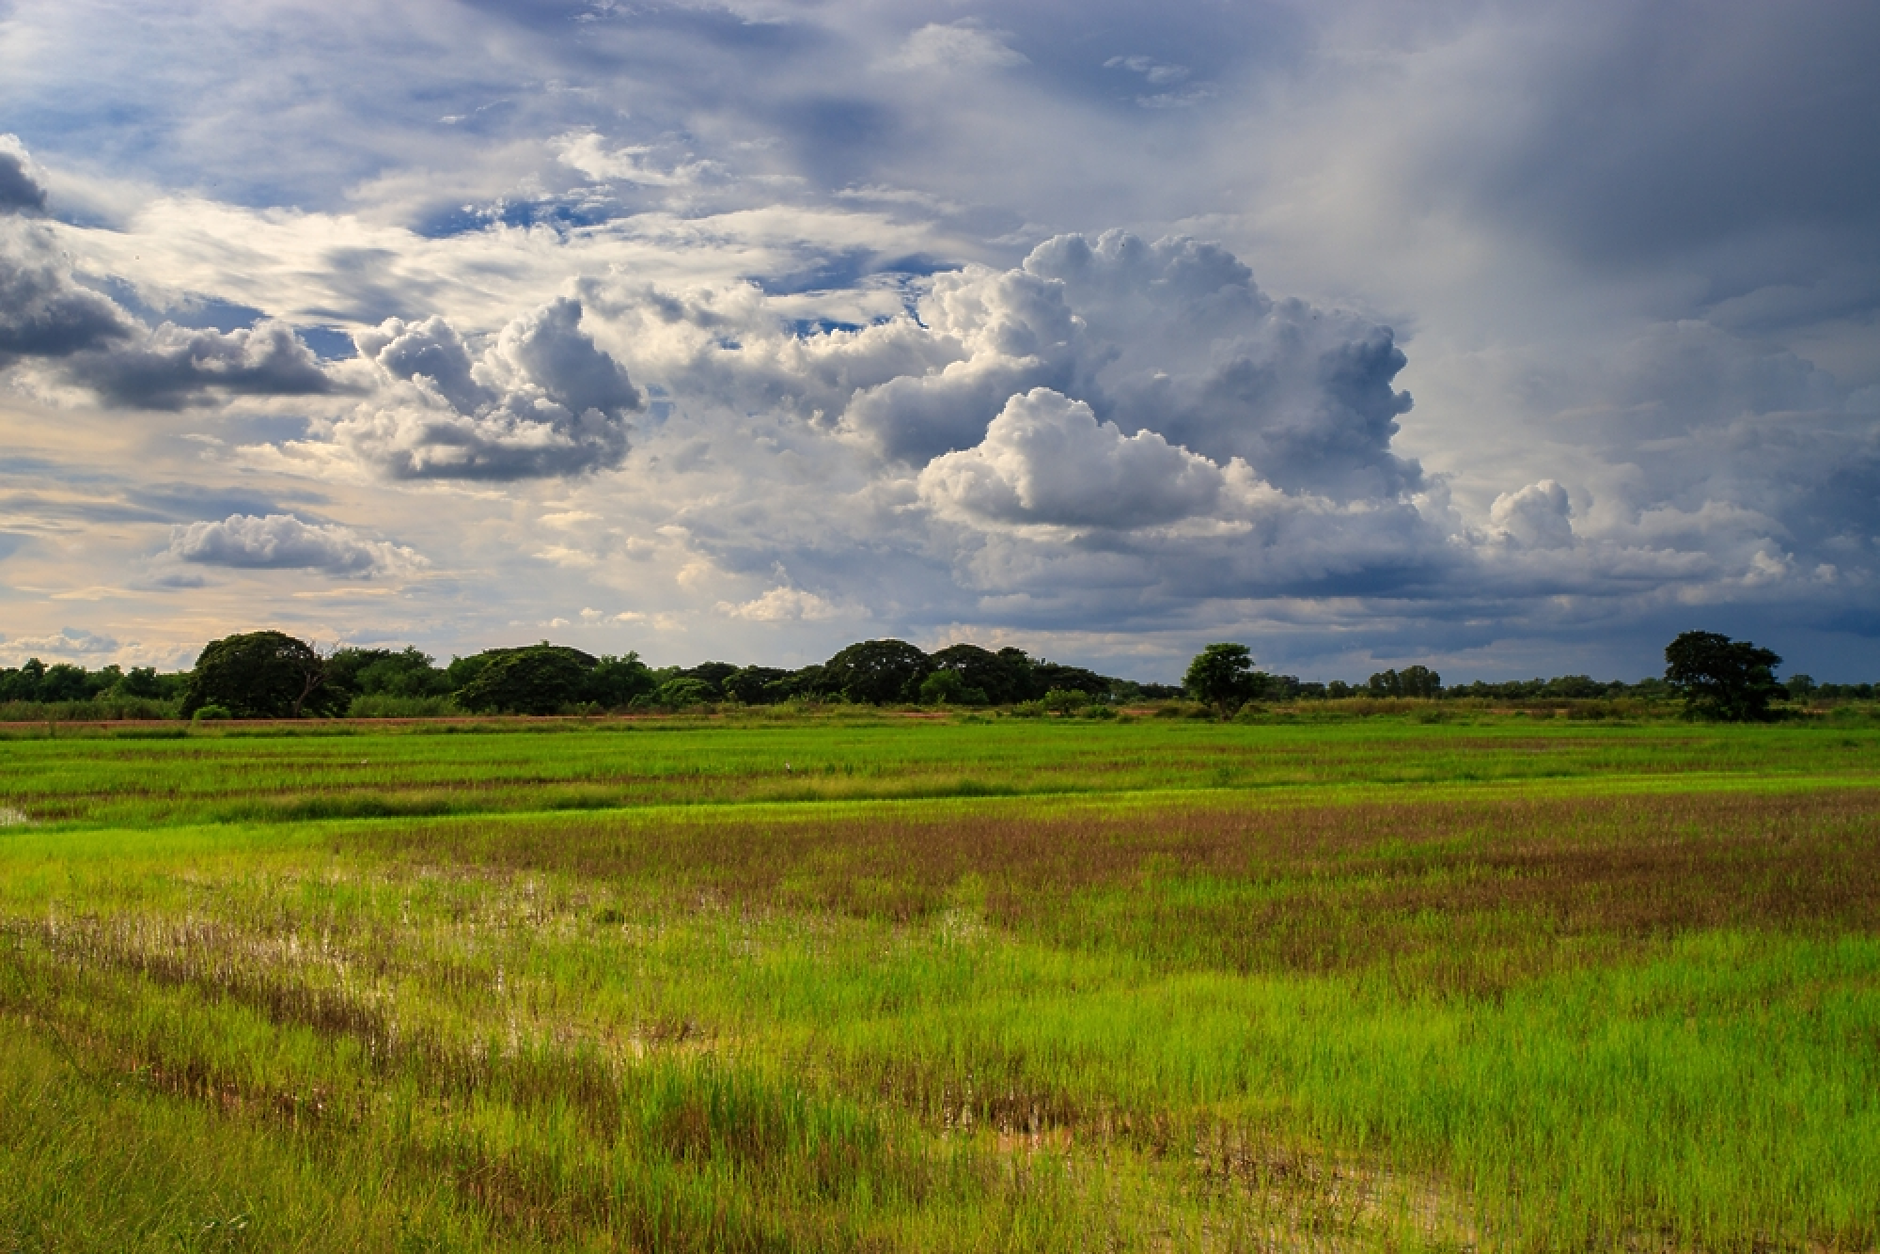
[2,713,1877,1251]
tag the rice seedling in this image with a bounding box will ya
[1,716,1874,1249]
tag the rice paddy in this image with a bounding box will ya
[2,713,1876,1250]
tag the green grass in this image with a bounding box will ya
[2,715,1876,1250]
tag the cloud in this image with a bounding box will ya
[0,627,120,663]
[717,585,843,622]
[919,388,1225,530]
[70,319,334,409]
[339,296,640,479]
[167,513,425,578]
[1490,480,1574,549]
[0,135,49,215]
[0,218,135,367]
[887,22,1028,72]
[619,231,1420,502]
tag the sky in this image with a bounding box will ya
[1,0,1877,682]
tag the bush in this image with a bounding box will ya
[192,704,232,722]
[347,694,461,719]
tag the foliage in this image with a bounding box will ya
[821,639,932,705]
[587,653,657,708]
[723,666,793,705]
[327,646,452,702]
[1367,664,1442,698]
[1183,642,1266,717]
[454,645,595,715]
[928,644,1033,705]
[917,669,987,706]
[1664,630,1786,722]
[181,630,341,719]
[650,677,716,708]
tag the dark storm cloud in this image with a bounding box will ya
[0,135,49,214]
[70,320,335,409]
[0,140,136,365]
[1456,2,1880,307]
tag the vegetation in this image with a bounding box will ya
[3,628,1872,727]
[0,713,1876,1250]
[1665,629,1788,722]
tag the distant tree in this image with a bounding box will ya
[454,645,595,715]
[722,665,792,705]
[822,639,932,705]
[1030,661,1111,699]
[651,676,715,708]
[1399,665,1442,698]
[1785,674,1817,702]
[1184,643,1264,717]
[183,630,338,719]
[1664,630,1784,722]
[114,666,167,699]
[587,653,657,708]
[919,669,987,706]
[930,644,1032,705]
[676,661,739,700]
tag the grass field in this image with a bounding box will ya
[2,714,1876,1250]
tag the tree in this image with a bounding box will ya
[183,630,338,718]
[723,665,793,705]
[1663,630,1785,722]
[821,639,932,705]
[1184,643,1264,717]
[453,645,595,715]
[1365,667,1440,699]
[919,669,987,706]
[587,653,657,708]
[930,643,1032,705]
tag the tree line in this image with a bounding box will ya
[0,626,1842,723]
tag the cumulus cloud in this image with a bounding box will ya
[339,296,640,479]
[612,231,1420,503]
[717,586,843,622]
[72,319,333,409]
[919,388,1226,529]
[1490,480,1574,549]
[0,218,135,368]
[167,513,425,578]
[0,627,120,663]
[0,136,330,406]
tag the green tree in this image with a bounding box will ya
[1664,630,1785,722]
[918,669,987,706]
[929,643,1032,705]
[821,639,932,705]
[651,676,715,708]
[1184,643,1263,717]
[723,665,792,705]
[454,645,594,715]
[587,653,657,708]
[183,631,338,718]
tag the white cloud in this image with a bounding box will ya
[717,586,844,622]
[1490,480,1573,549]
[167,513,426,578]
[886,22,1028,73]
[337,296,640,479]
[0,626,120,663]
[919,389,1225,530]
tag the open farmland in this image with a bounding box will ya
[2,715,1877,1251]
